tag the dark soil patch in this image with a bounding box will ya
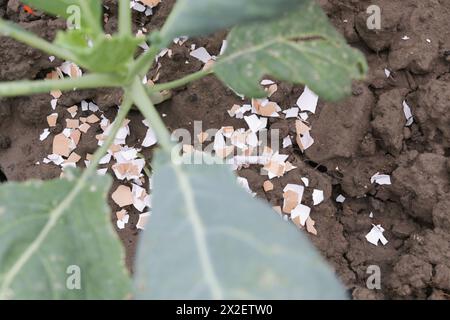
[1,0,450,299]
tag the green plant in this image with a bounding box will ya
[0,0,366,299]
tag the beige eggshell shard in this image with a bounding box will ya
[79,123,91,133]
[252,99,278,117]
[221,126,234,138]
[46,70,60,80]
[291,203,311,226]
[46,113,58,127]
[227,104,240,117]
[111,185,134,207]
[64,152,81,164]
[283,190,299,214]
[70,129,81,146]
[295,120,314,151]
[66,119,80,129]
[305,216,318,235]
[86,114,100,124]
[70,63,82,78]
[109,144,121,153]
[136,212,151,230]
[51,90,62,99]
[112,162,141,180]
[140,0,161,7]
[67,105,78,118]
[52,133,71,157]
[116,209,128,221]
[263,160,285,178]
[263,180,274,192]
[197,132,209,143]
[266,84,278,97]
[295,120,310,135]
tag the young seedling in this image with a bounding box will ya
[0,0,366,299]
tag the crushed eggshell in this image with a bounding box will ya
[197,131,209,143]
[365,224,388,246]
[252,99,280,117]
[370,172,391,185]
[137,212,152,230]
[266,84,278,97]
[50,99,58,110]
[79,123,91,133]
[52,133,72,157]
[116,209,130,229]
[40,128,51,141]
[305,216,318,235]
[86,114,100,124]
[336,194,346,203]
[190,47,213,64]
[282,136,292,148]
[283,107,299,119]
[67,105,78,118]
[291,203,311,226]
[131,183,151,212]
[66,119,79,129]
[296,86,319,114]
[47,113,58,127]
[282,184,304,213]
[301,177,309,187]
[142,120,158,147]
[111,185,134,207]
[402,100,414,126]
[64,152,81,164]
[295,120,314,152]
[312,189,324,205]
[263,180,274,192]
[244,114,267,133]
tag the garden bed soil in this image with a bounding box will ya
[1,0,450,299]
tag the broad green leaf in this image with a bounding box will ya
[160,0,308,44]
[21,0,102,34]
[0,171,131,299]
[134,152,347,299]
[55,30,141,73]
[214,1,367,100]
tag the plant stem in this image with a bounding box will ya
[118,0,132,36]
[79,0,103,35]
[131,77,173,152]
[128,45,160,81]
[149,69,212,93]
[0,94,133,299]
[0,18,77,62]
[0,74,123,98]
